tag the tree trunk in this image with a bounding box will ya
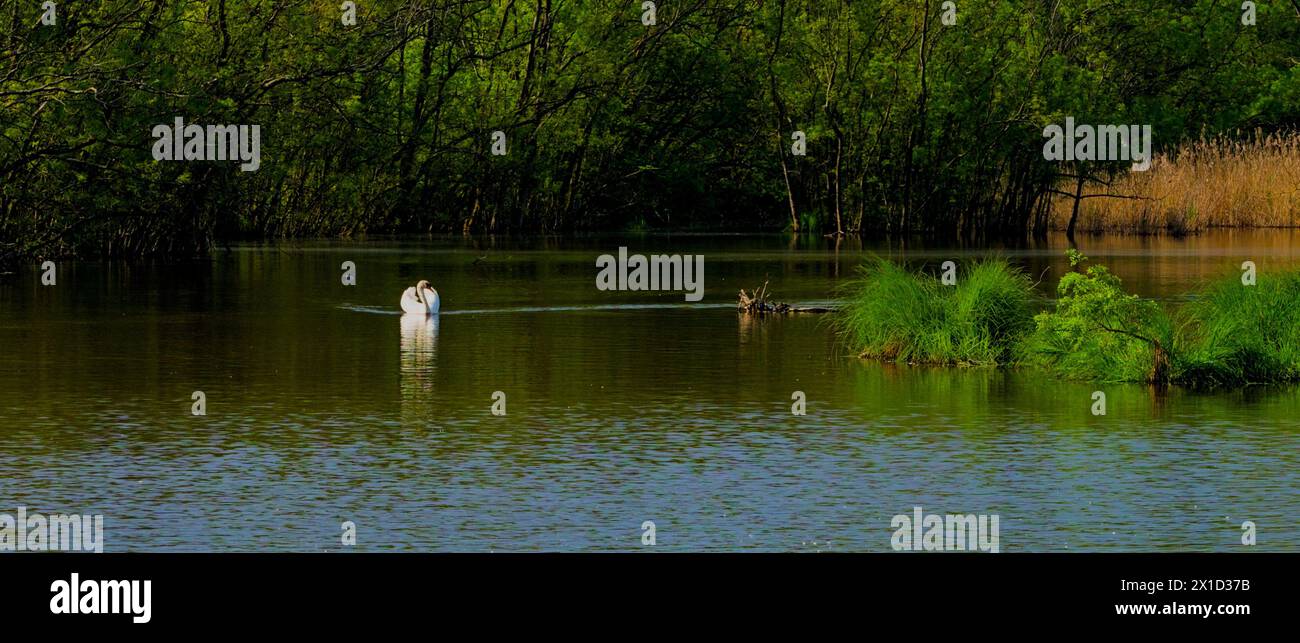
[1066,170,1086,242]
[767,0,798,232]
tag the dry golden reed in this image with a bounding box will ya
[1050,131,1300,234]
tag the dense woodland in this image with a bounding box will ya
[3,0,1300,264]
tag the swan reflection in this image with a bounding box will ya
[399,314,439,408]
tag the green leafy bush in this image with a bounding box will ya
[1024,254,1300,386]
[1022,260,1174,383]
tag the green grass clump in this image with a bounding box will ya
[834,257,1035,365]
[1176,271,1300,386]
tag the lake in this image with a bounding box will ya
[1,231,1297,551]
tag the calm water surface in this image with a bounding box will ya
[2,232,1298,551]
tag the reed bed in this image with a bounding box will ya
[1051,131,1300,234]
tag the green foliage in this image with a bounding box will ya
[1024,254,1300,387]
[2,1,1299,263]
[1177,271,1300,387]
[834,257,1035,365]
[1023,260,1174,383]
[838,253,1300,387]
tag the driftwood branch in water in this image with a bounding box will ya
[737,280,832,314]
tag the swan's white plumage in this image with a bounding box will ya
[400,282,440,315]
[422,287,440,314]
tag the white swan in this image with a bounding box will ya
[400,279,440,315]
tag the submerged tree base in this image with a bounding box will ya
[738,282,831,315]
